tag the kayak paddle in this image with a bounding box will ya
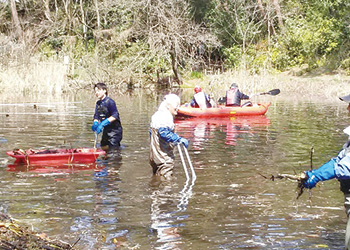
[259,88,280,96]
[218,88,280,102]
[340,94,350,103]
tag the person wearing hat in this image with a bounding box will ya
[225,83,250,107]
[302,126,350,249]
[190,85,212,109]
[149,94,189,178]
[340,94,350,113]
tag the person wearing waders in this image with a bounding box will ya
[302,125,350,249]
[190,85,212,109]
[91,82,123,152]
[225,83,250,107]
[149,94,189,179]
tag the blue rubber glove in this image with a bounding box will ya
[91,121,99,132]
[158,127,181,143]
[96,119,110,134]
[303,159,336,189]
[179,137,189,148]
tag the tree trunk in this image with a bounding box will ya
[169,45,182,84]
[272,0,284,30]
[10,0,22,40]
[256,0,275,36]
[94,0,100,30]
[43,0,53,22]
[256,0,266,17]
[79,0,87,50]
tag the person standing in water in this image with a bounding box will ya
[91,82,123,151]
[302,125,350,249]
[149,94,189,179]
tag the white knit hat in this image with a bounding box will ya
[164,94,180,108]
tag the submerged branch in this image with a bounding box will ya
[259,172,307,181]
[259,172,308,199]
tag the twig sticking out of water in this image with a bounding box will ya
[310,146,314,171]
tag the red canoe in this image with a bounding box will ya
[6,148,105,165]
[176,102,271,118]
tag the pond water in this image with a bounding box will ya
[0,89,349,249]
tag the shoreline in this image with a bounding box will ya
[181,70,350,103]
[0,68,349,104]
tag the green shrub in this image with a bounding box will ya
[222,46,241,68]
[190,71,203,79]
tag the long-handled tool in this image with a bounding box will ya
[178,144,189,181]
[177,143,196,211]
[93,132,98,149]
[177,144,196,182]
[183,145,196,182]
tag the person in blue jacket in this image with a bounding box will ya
[91,82,123,151]
[302,125,350,249]
[149,94,189,178]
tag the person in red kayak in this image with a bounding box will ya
[91,82,123,151]
[149,94,189,178]
[190,85,212,109]
[340,94,350,113]
[225,83,250,107]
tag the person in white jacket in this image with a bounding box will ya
[149,94,189,178]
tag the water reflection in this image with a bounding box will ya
[73,156,124,249]
[150,175,195,250]
[150,145,196,250]
[6,162,103,174]
[175,116,270,147]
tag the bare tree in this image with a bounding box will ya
[10,0,22,40]
[257,0,276,36]
[257,0,284,35]
[272,0,284,30]
[131,0,220,84]
[42,0,53,23]
[94,0,100,30]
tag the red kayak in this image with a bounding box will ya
[6,148,105,165]
[176,102,271,118]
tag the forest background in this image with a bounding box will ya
[0,0,349,100]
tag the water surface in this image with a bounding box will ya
[0,90,348,249]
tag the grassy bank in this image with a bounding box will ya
[0,56,349,103]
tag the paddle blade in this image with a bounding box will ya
[340,94,350,103]
[261,89,280,96]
